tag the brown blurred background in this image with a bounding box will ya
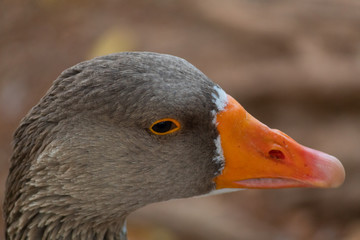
[1,0,360,239]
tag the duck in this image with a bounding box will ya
[3,52,345,240]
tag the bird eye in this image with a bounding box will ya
[150,118,181,135]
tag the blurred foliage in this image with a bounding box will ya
[88,27,137,59]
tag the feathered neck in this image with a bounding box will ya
[6,208,127,239]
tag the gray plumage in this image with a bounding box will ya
[4,52,224,240]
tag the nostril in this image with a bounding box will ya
[269,149,285,160]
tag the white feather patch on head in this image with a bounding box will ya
[212,85,228,114]
[211,85,229,175]
[212,135,224,166]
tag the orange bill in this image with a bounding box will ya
[214,95,345,189]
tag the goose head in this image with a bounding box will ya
[4,52,345,239]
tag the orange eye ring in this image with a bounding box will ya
[150,118,181,135]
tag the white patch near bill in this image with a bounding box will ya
[211,85,228,114]
[211,85,229,175]
[213,135,224,166]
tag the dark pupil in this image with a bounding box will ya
[152,121,173,133]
